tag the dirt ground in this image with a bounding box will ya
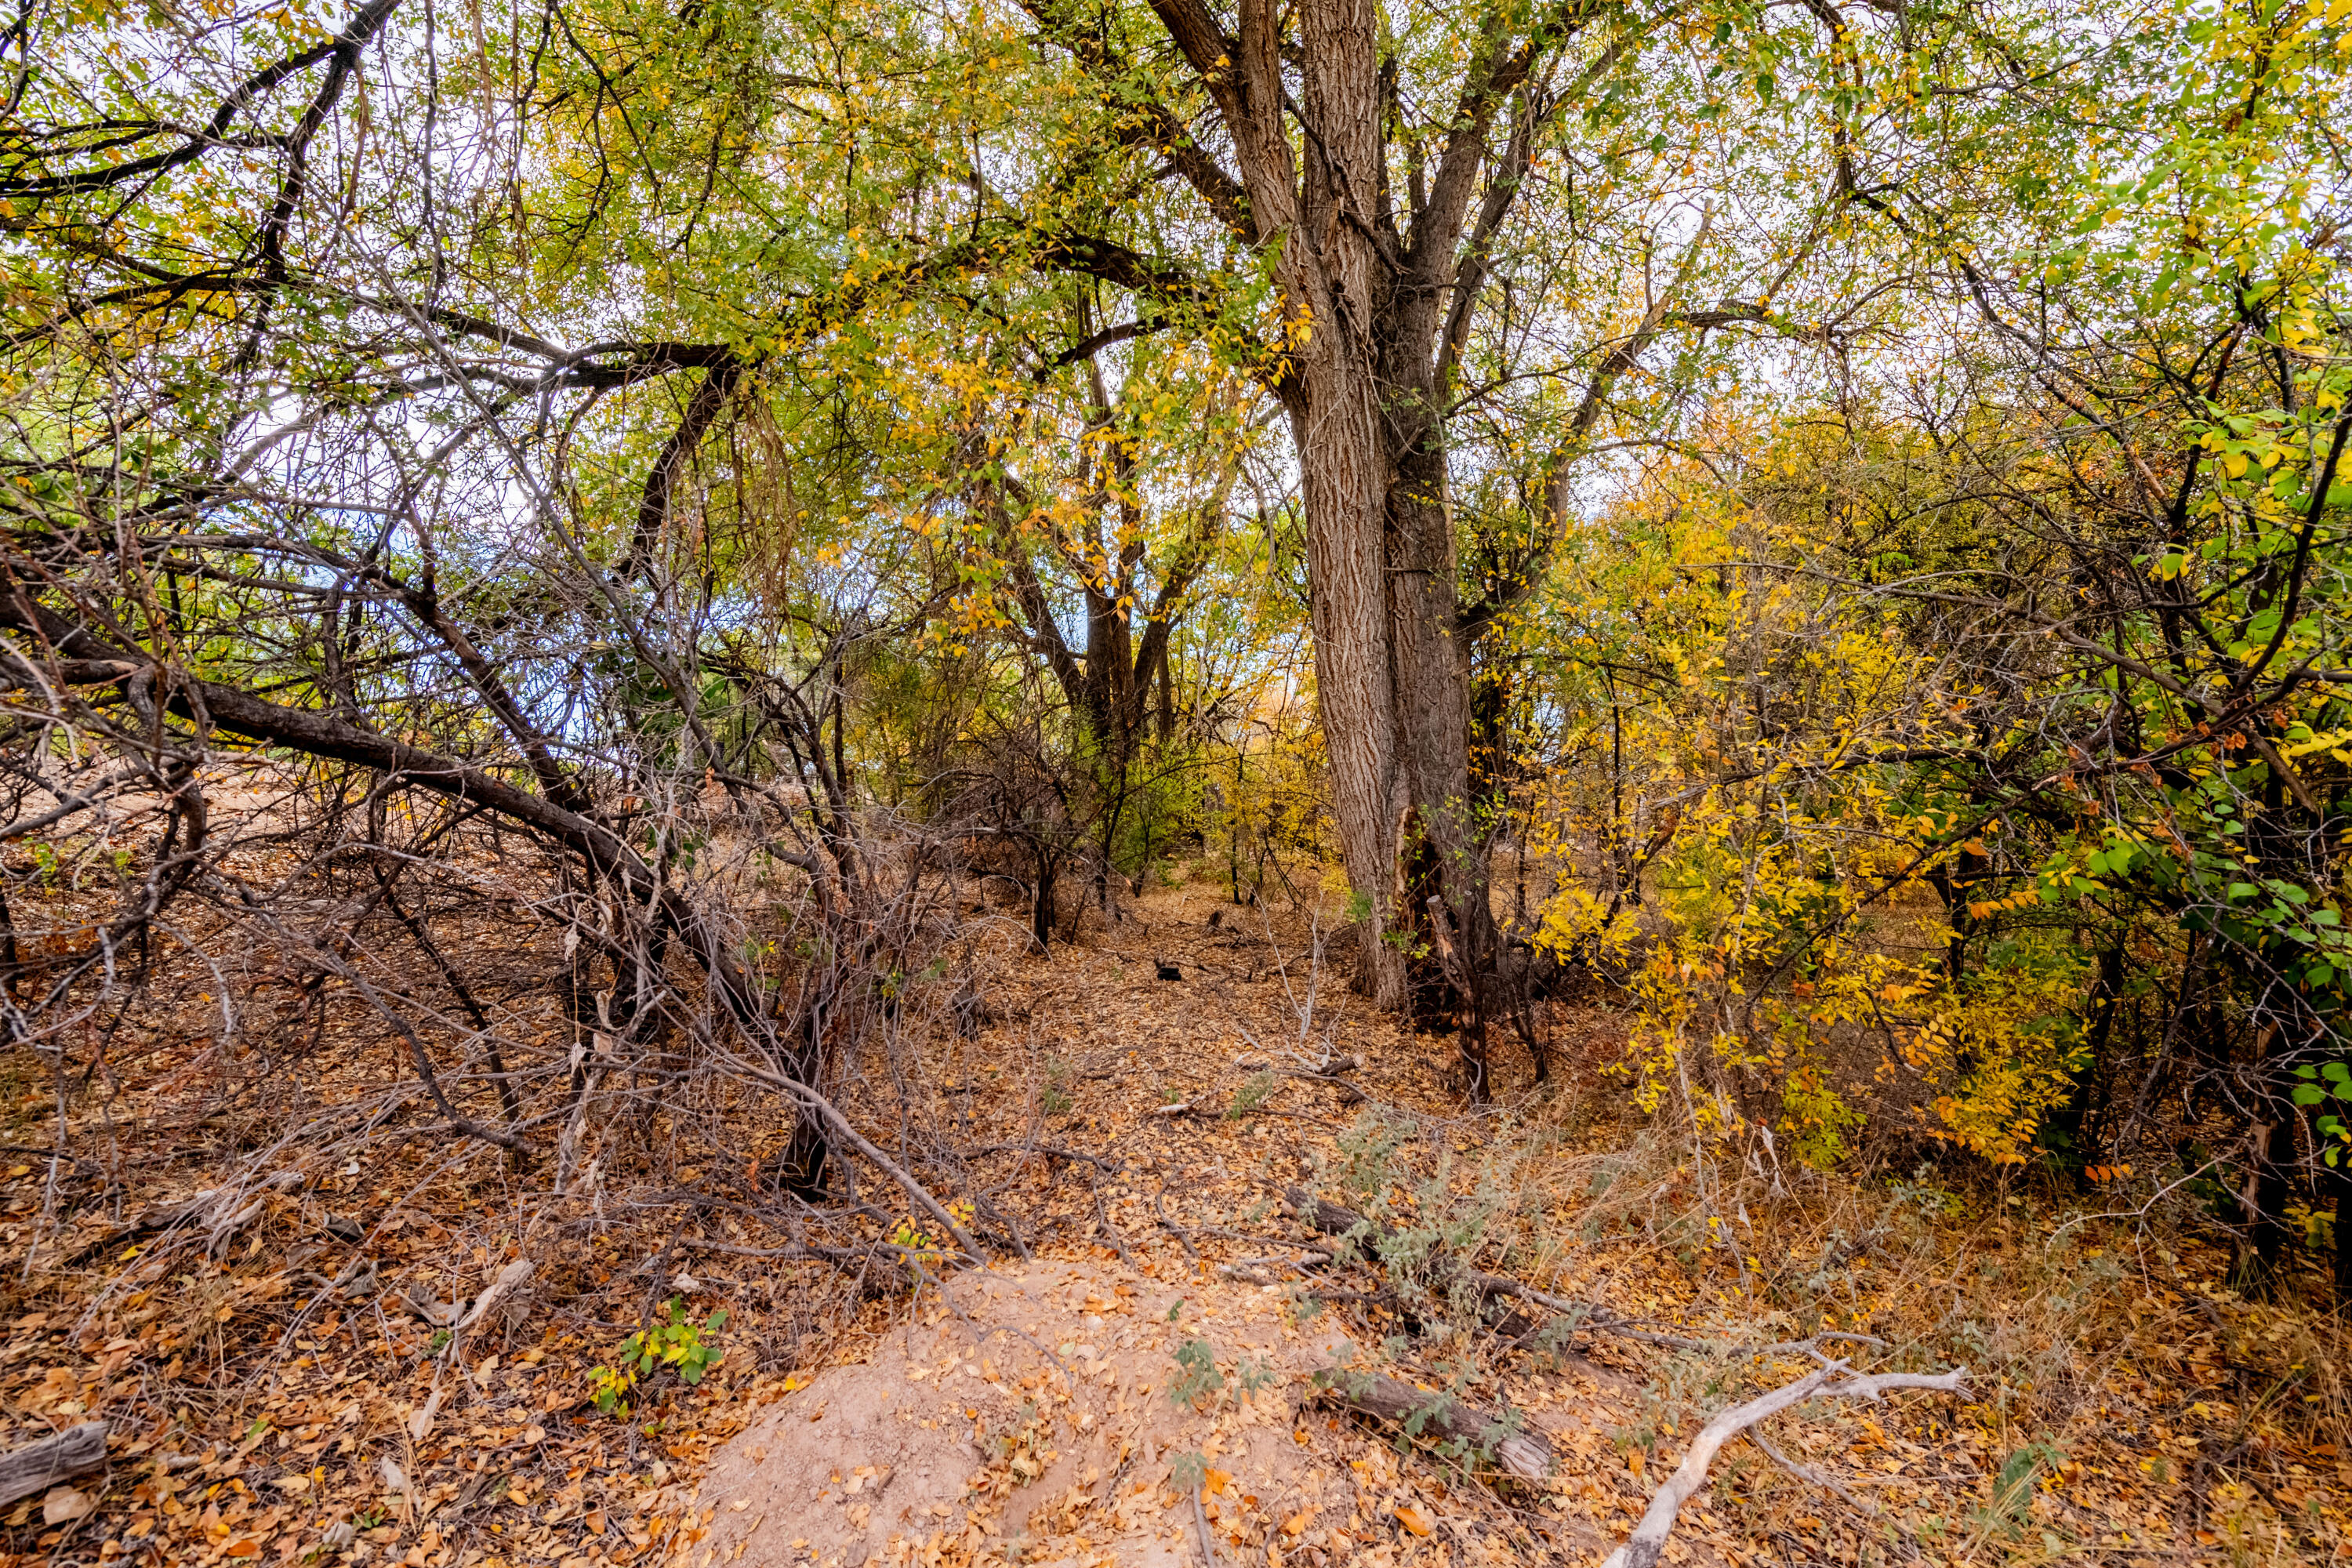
[2,866,2344,1568]
[678,1251,1686,1568]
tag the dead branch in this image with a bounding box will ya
[1311,1367,1555,1480]
[1599,1363,1969,1568]
[0,1422,107,1508]
[1281,1185,1700,1347]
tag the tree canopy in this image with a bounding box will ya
[5,0,2352,1308]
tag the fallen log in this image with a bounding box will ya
[1312,1367,1553,1480]
[1281,1186,1701,1348]
[0,1422,107,1509]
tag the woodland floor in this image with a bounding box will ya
[0,865,2347,1568]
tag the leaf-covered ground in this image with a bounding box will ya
[2,873,2345,1568]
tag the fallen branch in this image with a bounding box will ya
[72,1170,303,1264]
[1599,1363,1969,1568]
[720,1054,990,1266]
[1188,1476,1226,1568]
[1282,1185,1698,1348]
[0,1421,107,1508]
[1747,1422,1867,1508]
[1154,1188,1201,1259]
[1312,1367,1554,1480]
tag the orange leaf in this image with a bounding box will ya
[1394,1505,1432,1537]
[1204,1468,1231,1497]
[1628,1450,1646,1480]
[223,1541,261,1559]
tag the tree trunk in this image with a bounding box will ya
[1387,426,1497,1028]
[1133,0,1539,1023]
[1292,388,1403,1007]
[2232,1111,2296,1297]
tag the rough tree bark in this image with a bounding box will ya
[1120,0,1566,1018]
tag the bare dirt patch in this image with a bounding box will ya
[688,1260,1385,1568]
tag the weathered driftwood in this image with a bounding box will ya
[0,1422,107,1508]
[1312,1367,1554,1479]
[1599,1364,1969,1568]
[1282,1187,1969,1561]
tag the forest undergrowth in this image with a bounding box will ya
[0,808,2342,1568]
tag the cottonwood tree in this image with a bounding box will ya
[0,0,2108,1080]
[970,0,2058,1077]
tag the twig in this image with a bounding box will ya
[1083,1163,1138,1265]
[1155,1188,1201,1260]
[723,1054,990,1265]
[1747,1423,1871,1513]
[1189,1478,1225,1568]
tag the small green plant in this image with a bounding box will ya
[1168,1337,1225,1406]
[1985,1440,2065,1532]
[1334,1108,1409,1201]
[1042,1054,1073,1117]
[888,1198,975,1282]
[2292,1062,2352,1162]
[1887,1163,1966,1218]
[1225,1070,1276,1121]
[590,1298,727,1416]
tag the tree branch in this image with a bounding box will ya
[1600,1363,1969,1568]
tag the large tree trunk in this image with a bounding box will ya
[1139,0,1527,1025]
[1293,385,1405,1007]
[1287,0,1414,1007]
